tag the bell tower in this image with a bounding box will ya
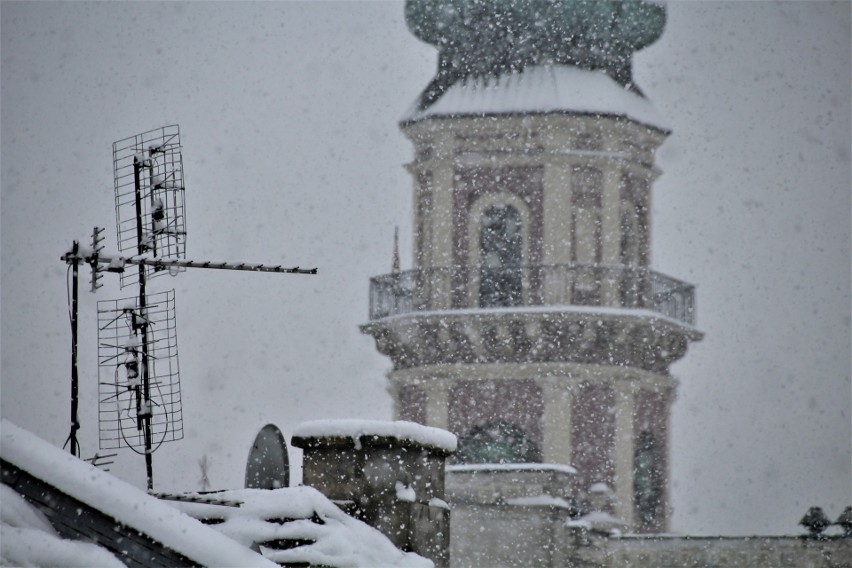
[361,0,701,532]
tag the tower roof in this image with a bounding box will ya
[402,63,668,131]
[406,0,666,113]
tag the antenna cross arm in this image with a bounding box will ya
[95,254,318,275]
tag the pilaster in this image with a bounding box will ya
[424,379,450,431]
[613,379,637,525]
[542,161,574,265]
[601,164,623,265]
[538,376,573,465]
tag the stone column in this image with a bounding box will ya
[612,380,636,526]
[424,378,449,431]
[542,159,574,266]
[413,167,433,270]
[428,164,456,310]
[539,376,573,465]
[601,164,623,306]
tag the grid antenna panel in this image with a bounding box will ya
[97,290,183,451]
[112,125,187,288]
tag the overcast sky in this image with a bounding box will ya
[2,1,849,536]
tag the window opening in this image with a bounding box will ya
[455,421,540,464]
[479,204,523,307]
[634,430,663,526]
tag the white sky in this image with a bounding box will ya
[1,1,849,536]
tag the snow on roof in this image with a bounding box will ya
[1,484,125,567]
[165,487,433,567]
[403,64,668,132]
[293,419,458,453]
[574,510,631,535]
[0,420,276,568]
[447,462,577,475]
[589,482,614,494]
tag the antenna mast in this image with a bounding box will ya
[61,125,317,491]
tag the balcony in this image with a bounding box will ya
[368,264,696,327]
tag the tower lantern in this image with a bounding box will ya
[362,0,701,533]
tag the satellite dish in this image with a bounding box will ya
[245,424,290,489]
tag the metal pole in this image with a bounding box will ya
[105,256,317,275]
[134,157,154,491]
[69,241,80,456]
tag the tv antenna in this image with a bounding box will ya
[61,125,316,490]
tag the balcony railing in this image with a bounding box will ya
[368,264,696,326]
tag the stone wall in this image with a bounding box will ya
[585,534,852,568]
[444,465,851,568]
[446,464,580,567]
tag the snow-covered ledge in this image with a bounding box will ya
[292,419,457,454]
[292,420,456,568]
[445,462,578,508]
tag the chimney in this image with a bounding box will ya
[292,420,456,567]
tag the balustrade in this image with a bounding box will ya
[369,264,695,326]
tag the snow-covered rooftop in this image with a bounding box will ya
[1,485,124,567]
[403,64,668,132]
[0,419,276,568]
[293,419,458,453]
[164,487,432,567]
[2,420,433,568]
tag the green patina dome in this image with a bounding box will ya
[405,0,665,109]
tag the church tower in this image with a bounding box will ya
[362,0,701,532]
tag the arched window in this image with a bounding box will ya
[479,204,523,307]
[455,421,540,464]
